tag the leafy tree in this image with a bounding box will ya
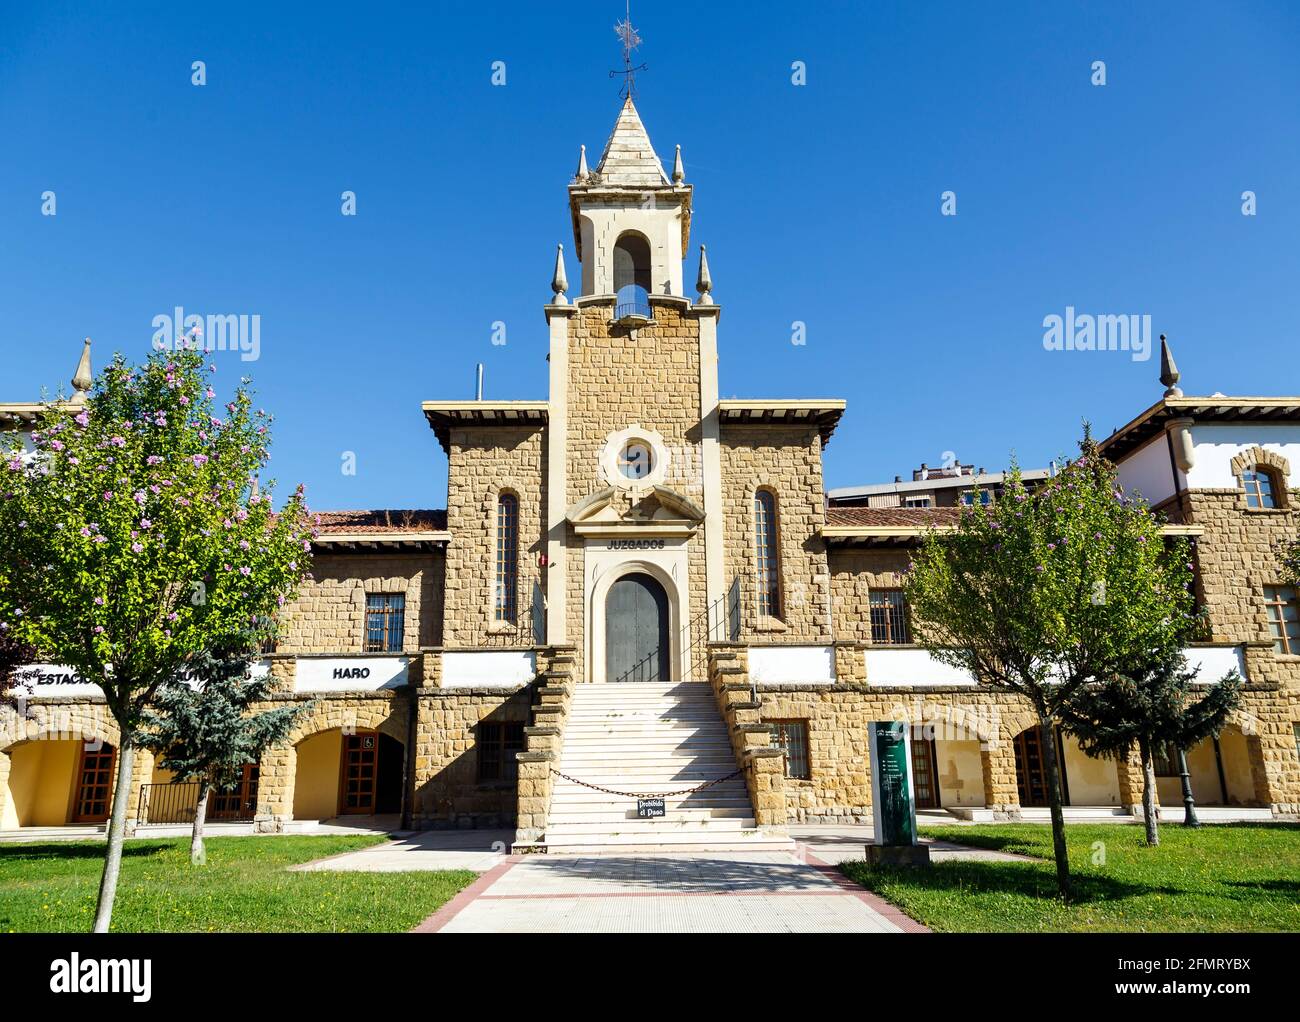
[1060,652,1240,846]
[140,628,307,863]
[0,633,36,711]
[1282,538,1300,588]
[903,430,1194,897]
[0,342,312,931]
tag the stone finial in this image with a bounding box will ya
[1159,334,1182,397]
[672,144,684,184]
[696,245,713,305]
[69,337,93,405]
[551,243,569,304]
[575,144,589,183]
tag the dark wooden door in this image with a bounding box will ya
[1014,729,1050,808]
[72,743,115,823]
[340,733,378,814]
[606,572,670,683]
[910,737,940,809]
[210,764,259,820]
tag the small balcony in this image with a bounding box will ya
[614,284,652,326]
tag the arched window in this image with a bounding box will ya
[612,232,652,292]
[495,494,519,622]
[1242,466,1279,509]
[754,490,781,618]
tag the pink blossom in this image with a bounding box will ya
[140,518,152,529]
[239,565,251,576]
[94,597,104,606]
[94,626,105,634]
[146,455,162,466]
[131,542,144,553]
[191,454,209,467]
[75,410,89,426]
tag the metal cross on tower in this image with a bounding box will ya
[610,1,647,98]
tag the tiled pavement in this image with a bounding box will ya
[414,848,926,934]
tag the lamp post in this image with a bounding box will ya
[1177,747,1200,827]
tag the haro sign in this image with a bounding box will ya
[332,667,371,680]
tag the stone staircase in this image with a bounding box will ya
[540,681,793,852]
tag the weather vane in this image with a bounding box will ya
[610,0,646,98]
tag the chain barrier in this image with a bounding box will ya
[550,767,744,800]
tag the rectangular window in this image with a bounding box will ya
[477,722,525,782]
[1263,585,1300,655]
[364,594,405,653]
[769,720,811,780]
[903,496,932,508]
[869,589,911,644]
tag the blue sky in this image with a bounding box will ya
[3,1,1298,510]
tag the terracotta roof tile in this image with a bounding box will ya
[825,506,963,528]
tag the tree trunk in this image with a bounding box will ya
[1138,736,1160,846]
[191,778,210,865]
[1038,719,1072,898]
[91,735,135,933]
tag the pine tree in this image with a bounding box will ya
[1060,653,1241,846]
[140,628,308,864]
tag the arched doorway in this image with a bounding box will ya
[606,572,670,683]
[292,729,403,820]
[1,738,115,827]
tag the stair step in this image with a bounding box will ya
[548,806,756,823]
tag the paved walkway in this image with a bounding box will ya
[291,828,514,873]
[413,847,926,934]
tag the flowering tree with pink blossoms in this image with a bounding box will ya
[0,343,312,932]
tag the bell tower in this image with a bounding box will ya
[567,97,693,303]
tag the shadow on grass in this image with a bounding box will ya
[844,857,1187,907]
[0,840,176,863]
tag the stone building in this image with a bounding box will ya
[2,97,1299,846]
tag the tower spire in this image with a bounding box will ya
[1159,334,1182,397]
[551,243,569,304]
[696,245,713,305]
[70,337,92,405]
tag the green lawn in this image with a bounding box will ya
[0,835,476,933]
[841,822,1300,932]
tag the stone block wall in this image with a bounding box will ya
[1185,489,1300,686]
[411,685,534,829]
[277,550,443,653]
[563,301,707,677]
[828,548,911,643]
[444,426,547,648]
[721,426,831,643]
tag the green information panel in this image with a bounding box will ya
[869,721,916,846]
